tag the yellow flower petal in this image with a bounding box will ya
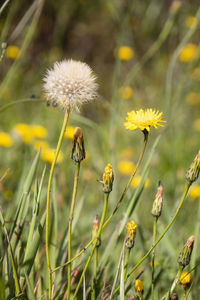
[178,44,198,62]
[6,45,20,59]
[117,46,134,60]
[64,126,75,139]
[117,160,135,175]
[0,132,13,147]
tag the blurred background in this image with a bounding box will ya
[0,0,200,296]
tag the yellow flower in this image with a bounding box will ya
[102,163,114,193]
[186,92,200,105]
[118,86,133,99]
[189,185,200,198]
[131,175,150,188]
[190,68,200,81]
[126,220,137,235]
[135,279,144,294]
[178,44,198,62]
[0,132,13,147]
[13,123,33,144]
[34,140,49,151]
[179,272,191,286]
[117,46,134,60]
[120,147,133,159]
[193,119,200,132]
[64,126,75,139]
[41,148,64,164]
[30,125,47,138]
[124,109,165,132]
[5,45,20,59]
[185,16,197,28]
[117,160,135,175]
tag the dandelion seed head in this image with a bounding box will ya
[43,59,98,111]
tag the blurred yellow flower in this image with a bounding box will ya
[189,185,200,198]
[117,160,135,175]
[0,132,13,147]
[186,92,200,105]
[117,46,134,60]
[135,279,144,293]
[41,148,64,164]
[178,44,198,62]
[64,126,75,139]
[193,119,200,132]
[118,86,133,99]
[124,109,165,132]
[13,123,33,144]
[179,272,191,286]
[185,16,197,28]
[30,125,47,138]
[131,175,150,188]
[34,140,49,151]
[5,45,20,59]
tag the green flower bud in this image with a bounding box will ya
[151,181,163,218]
[178,235,194,267]
[92,215,101,247]
[185,150,200,183]
[71,127,85,163]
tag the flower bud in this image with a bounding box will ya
[178,235,194,267]
[170,1,182,15]
[179,272,191,287]
[151,181,163,218]
[102,163,114,193]
[71,127,85,163]
[126,220,137,249]
[135,279,144,294]
[92,214,101,247]
[185,150,200,183]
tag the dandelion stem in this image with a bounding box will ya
[111,181,192,297]
[72,193,109,300]
[169,266,184,297]
[91,247,98,300]
[151,217,158,300]
[46,107,70,300]
[67,162,80,300]
[124,248,130,279]
[52,132,148,273]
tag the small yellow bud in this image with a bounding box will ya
[71,127,85,163]
[126,220,137,249]
[135,279,144,294]
[179,272,191,286]
[102,163,114,193]
[185,150,200,183]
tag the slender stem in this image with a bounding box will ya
[151,217,158,300]
[170,266,183,297]
[52,132,148,273]
[111,181,192,297]
[46,107,70,300]
[67,162,80,300]
[91,247,98,300]
[72,193,109,300]
[124,248,130,279]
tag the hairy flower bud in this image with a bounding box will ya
[92,215,101,247]
[102,163,114,193]
[151,181,163,218]
[185,150,200,183]
[126,220,137,249]
[170,293,178,300]
[178,235,194,267]
[71,127,85,163]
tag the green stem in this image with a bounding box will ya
[170,266,183,297]
[151,217,158,300]
[46,107,70,300]
[67,162,80,300]
[0,98,43,113]
[124,248,130,279]
[111,181,192,297]
[91,247,98,300]
[52,132,148,273]
[72,193,109,300]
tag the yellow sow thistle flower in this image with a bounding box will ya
[178,44,198,62]
[64,126,75,139]
[117,46,134,60]
[186,92,200,105]
[5,45,20,59]
[185,16,198,29]
[102,163,114,193]
[0,132,13,147]
[189,185,200,198]
[131,175,150,188]
[118,86,133,99]
[34,140,49,151]
[126,220,137,249]
[124,109,165,132]
[135,279,144,294]
[13,123,33,144]
[179,272,191,286]
[117,160,135,175]
[30,125,47,139]
[41,148,64,164]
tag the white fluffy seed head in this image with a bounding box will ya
[43,59,98,111]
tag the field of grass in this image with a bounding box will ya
[0,0,200,299]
